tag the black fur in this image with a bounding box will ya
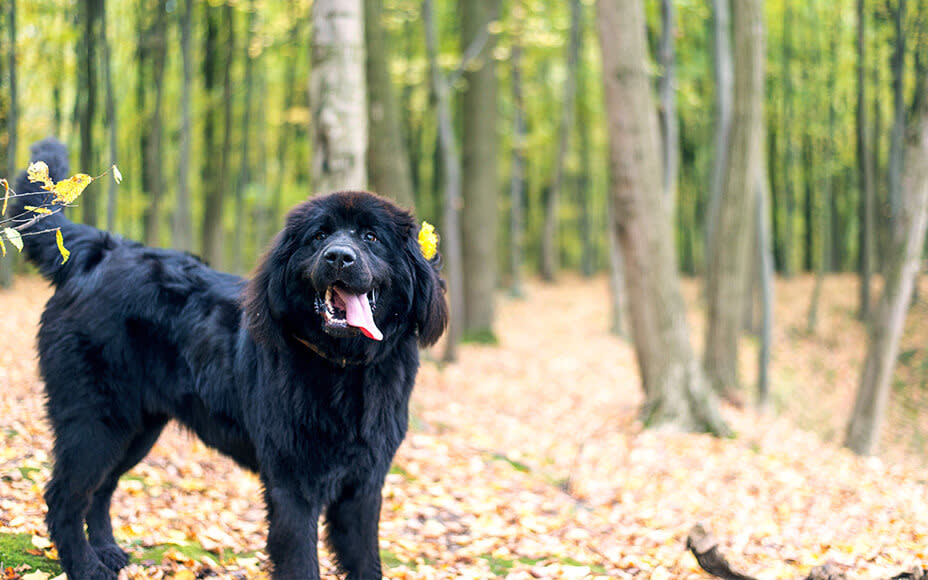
[13,140,448,579]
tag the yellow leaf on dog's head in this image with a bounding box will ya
[55,228,70,264]
[27,161,54,189]
[418,221,439,261]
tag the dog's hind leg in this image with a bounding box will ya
[86,416,168,572]
[45,419,137,580]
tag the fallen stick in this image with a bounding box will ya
[686,524,927,580]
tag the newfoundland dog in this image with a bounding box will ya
[11,139,448,579]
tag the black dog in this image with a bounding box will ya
[11,139,448,579]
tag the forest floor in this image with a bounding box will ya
[1,274,927,579]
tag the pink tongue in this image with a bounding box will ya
[333,287,383,341]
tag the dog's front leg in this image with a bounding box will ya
[265,485,322,579]
[325,483,384,580]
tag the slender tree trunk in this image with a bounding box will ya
[845,71,928,456]
[235,1,255,274]
[364,0,415,208]
[101,0,117,233]
[706,0,733,275]
[756,160,774,409]
[0,0,17,288]
[597,0,729,435]
[311,0,367,192]
[459,0,499,339]
[142,0,166,247]
[174,0,193,253]
[423,0,463,361]
[509,31,526,298]
[217,2,234,264]
[781,0,795,277]
[541,0,580,281]
[888,0,907,238]
[200,3,222,266]
[857,0,875,320]
[577,3,595,279]
[704,0,765,399]
[658,0,678,204]
[79,0,99,226]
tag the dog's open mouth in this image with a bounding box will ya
[315,285,383,341]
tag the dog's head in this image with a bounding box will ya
[245,191,448,360]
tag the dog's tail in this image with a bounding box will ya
[7,138,101,283]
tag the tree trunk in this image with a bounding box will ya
[704,0,765,399]
[658,0,678,204]
[706,0,732,276]
[0,0,17,288]
[217,2,234,262]
[857,0,875,320]
[364,0,415,208]
[597,0,729,435]
[577,4,595,279]
[174,0,193,253]
[845,71,928,456]
[311,0,367,193]
[781,0,795,278]
[79,0,99,227]
[142,0,166,247]
[509,33,526,298]
[888,0,907,239]
[423,0,463,361]
[540,0,580,282]
[756,162,774,409]
[200,3,223,267]
[235,0,255,274]
[606,196,628,338]
[459,0,499,340]
[101,0,117,233]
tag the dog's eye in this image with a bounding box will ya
[362,231,377,243]
[314,231,328,241]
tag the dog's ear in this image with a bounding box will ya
[406,227,449,348]
[244,228,295,347]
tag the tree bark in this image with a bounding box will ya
[857,0,875,320]
[704,0,765,399]
[423,0,464,361]
[311,0,367,193]
[756,164,774,409]
[658,0,678,204]
[845,72,928,456]
[541,0,580,282]
[888,0,907,238]
[142,0,167,247]
[597,0,729,435]
[364,0,415,208]
[173,0,193,253]
[200,3,223,267]
[781,0,796,278]
[706,0,733,275]
[459,0,499,340]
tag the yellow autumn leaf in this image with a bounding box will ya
[21,571,50,580]
[24,205,53,214]
[1,178,9,216]
[31,534,53,550]
[173,570,196,580]
[112,164,123,184]
[52,174,93,204]
[55,228,70,264]
[418,221,439,261]
[0,236,6,257]
[27,161,54,189]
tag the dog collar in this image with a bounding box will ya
[292,334,357,368]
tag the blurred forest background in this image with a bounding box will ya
[1,0,928,461]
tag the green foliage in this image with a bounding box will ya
[0,533,63,576]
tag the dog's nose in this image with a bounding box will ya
[324,245,357,269]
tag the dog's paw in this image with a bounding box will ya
[92,543,130,571]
